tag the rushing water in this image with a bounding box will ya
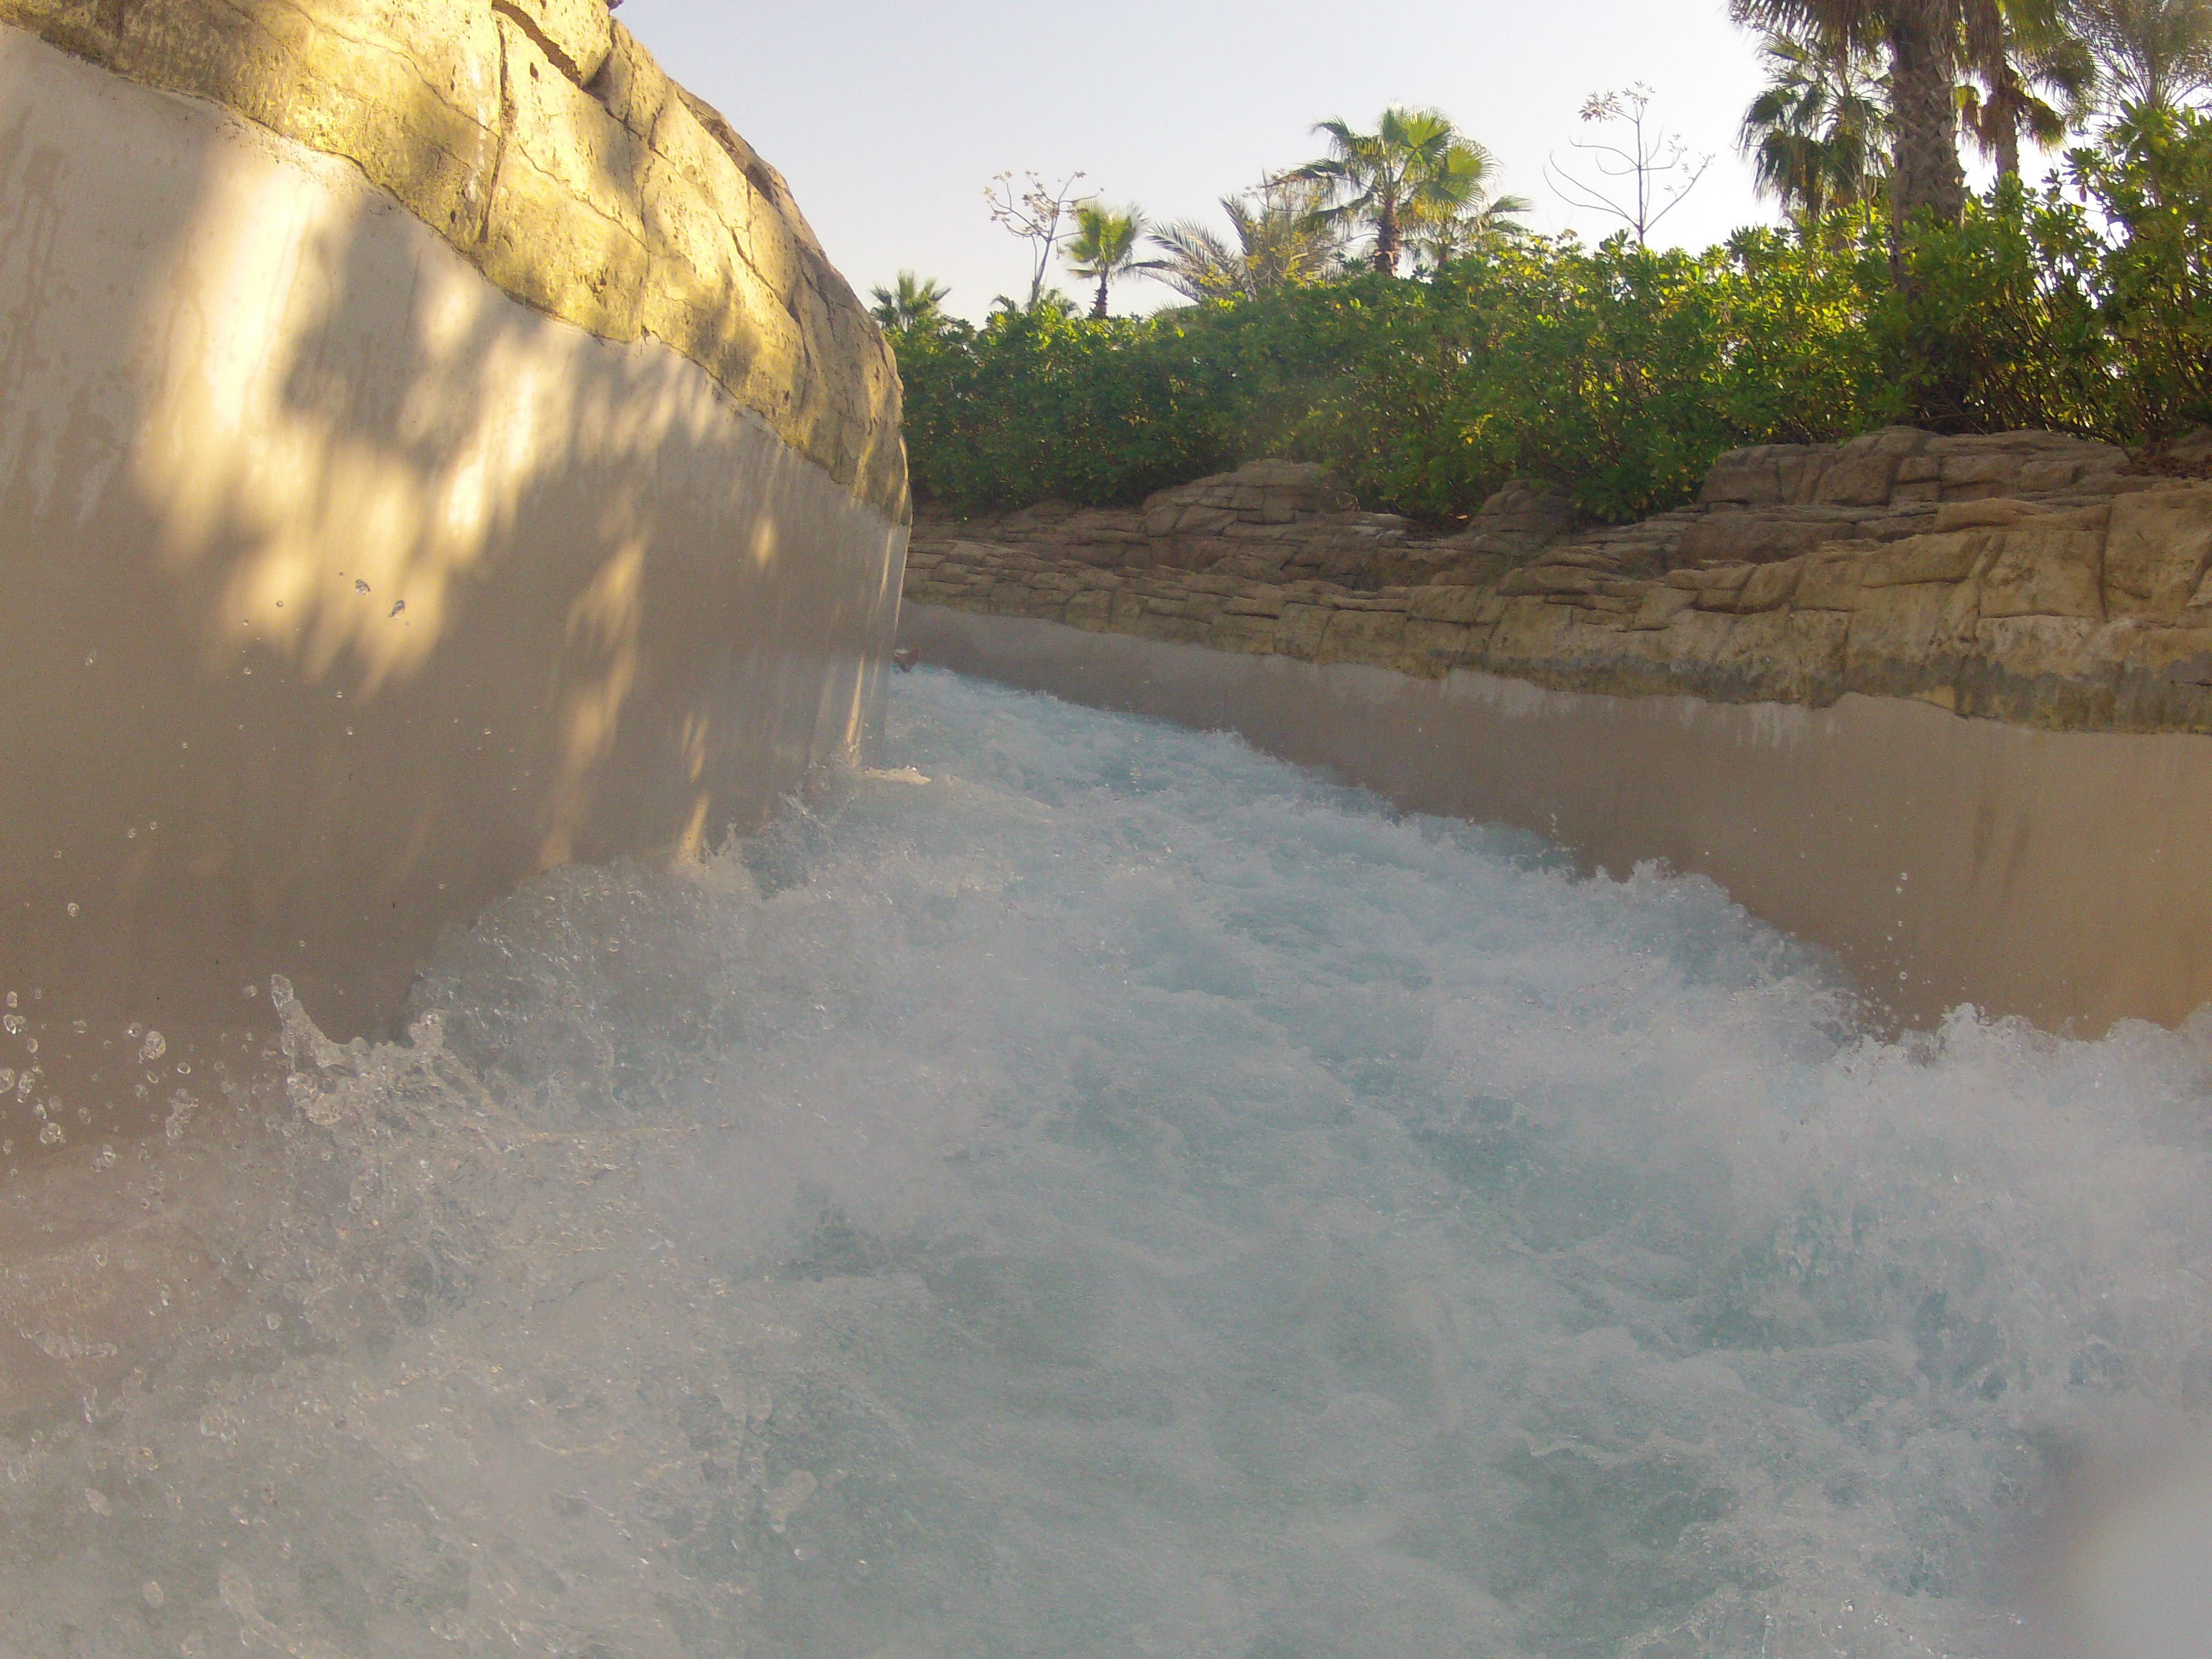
[5,669,2212,1658]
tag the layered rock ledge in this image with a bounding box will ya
[906,430,2212,733]
[3,0,905,514]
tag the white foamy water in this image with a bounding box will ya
[6,668,2212,1658]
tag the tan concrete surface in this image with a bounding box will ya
[903,604,2212,1034]
[0,36,906,1076]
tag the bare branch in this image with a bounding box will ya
[985,170,1095,309]
[1544,84,1711,245]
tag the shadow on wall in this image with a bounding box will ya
[0,35,905,1062]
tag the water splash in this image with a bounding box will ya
[1,669,2209,1658]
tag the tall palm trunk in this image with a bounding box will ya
[1373,196,1400,274]
[1995,121,2022,176]
[1091,276,1109,319]
[1886,0,1969,237]
[1985,71,2024,178]
[1882,0,1974,424]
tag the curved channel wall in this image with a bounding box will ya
[902,566,2212,1044]
[904,608,2212,1034]
[901,435,2212,1035]
[0,3,908,1048]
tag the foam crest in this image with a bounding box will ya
[3,669,2209,1658]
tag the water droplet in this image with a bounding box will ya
[0,1070,12,1090]
[138,1031,166,1064]
[389,599,405,617]
[82,651,95,666]
[84,1488,110,1515]
[3,993,14,1009]
[37,1123,62,1145]
[91,1144,115,1171]
[140,1581,164,1610]
[22,1038,35,1055]
[64,903,78,918]
[242,984,258,999]
[125,827,136,839]
[355,579,371,594]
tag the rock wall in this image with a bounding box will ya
[1,0,905,516]
[0,12,906,1086]
[909,429,2212,735]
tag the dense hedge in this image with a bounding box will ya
[892,109,2212,524]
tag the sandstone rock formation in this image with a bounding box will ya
[915,460,1575,588]
[908,431,2212,734]
[0,0,905,516]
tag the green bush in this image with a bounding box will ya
[889,112,2212,524]
[2071,106,2212,442]
[892,308,1231,509]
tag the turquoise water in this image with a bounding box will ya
[4,669,2211,1657]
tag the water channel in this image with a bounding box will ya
[3,669,2208,1658]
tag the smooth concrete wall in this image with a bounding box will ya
[903,604,2212,1034]
[0,36,905,1054]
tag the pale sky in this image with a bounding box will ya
[621,1,1788,319]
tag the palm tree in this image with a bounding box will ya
[1405,190,1533,269]
[1732,0,2006,232]
[991,289,1080,320]
[2065,0,2212,109]
[1150,176,1347,302]
[1064,205,1167,319]
[1961,6,2097,176]
[1288,108,1515,276]
[1148,221,1248,303]
[1741,26,1893,221]
[869,271,953,332]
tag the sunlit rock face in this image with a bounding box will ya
[908,435,2212,731]
[0,7,908,1076]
